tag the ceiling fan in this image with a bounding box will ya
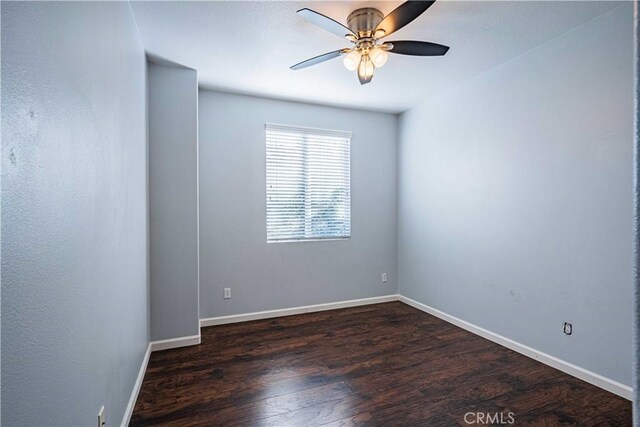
[290,1,449,85]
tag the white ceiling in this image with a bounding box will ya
[130,1,620,113]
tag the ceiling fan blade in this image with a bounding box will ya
[290,50,345,70]
[374,1,436,38]
[387,40,449,56]
[297,8,355,39]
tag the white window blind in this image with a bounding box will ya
[266,123,351,243]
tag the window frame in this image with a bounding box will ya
[265,123,352,244]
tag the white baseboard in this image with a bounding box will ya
[121,343,151,427]
[397,295,632,400]
[120,335,201,426]
[200,294,399,327]
[149,334,201,352]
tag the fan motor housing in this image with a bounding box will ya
[347,8,384,37]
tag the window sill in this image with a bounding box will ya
[267,237,351,244]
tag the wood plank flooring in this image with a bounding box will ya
[131,302,631,426]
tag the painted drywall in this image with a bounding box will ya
[198,91,397,318]
[148,62,200,341]
[398,4,634,386]
[1,2,148,426]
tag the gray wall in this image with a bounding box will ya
[1,2,149,426]
[198,91,397,318]
[398,4,634,386]
[148,62,200,340]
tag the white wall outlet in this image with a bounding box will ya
[97,406,105,427]
[224,288,231,299]
[563,322,572,335]
[381,273,388,283]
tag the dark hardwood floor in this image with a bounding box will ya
[131,302,631,426]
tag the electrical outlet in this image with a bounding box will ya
[563,322,572,335]
[97,406,105,427]
[224,288,231,299]
[381,273,388,283]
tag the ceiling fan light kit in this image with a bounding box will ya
[291,1,449,85]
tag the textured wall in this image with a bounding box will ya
[1,2,149,426]
[148,62,200,341]
[198,91,397,318]
[398,4,634,386]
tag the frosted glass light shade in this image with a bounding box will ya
[343,50,362,71]
[357,54,374,84]
[370,47,389,68]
